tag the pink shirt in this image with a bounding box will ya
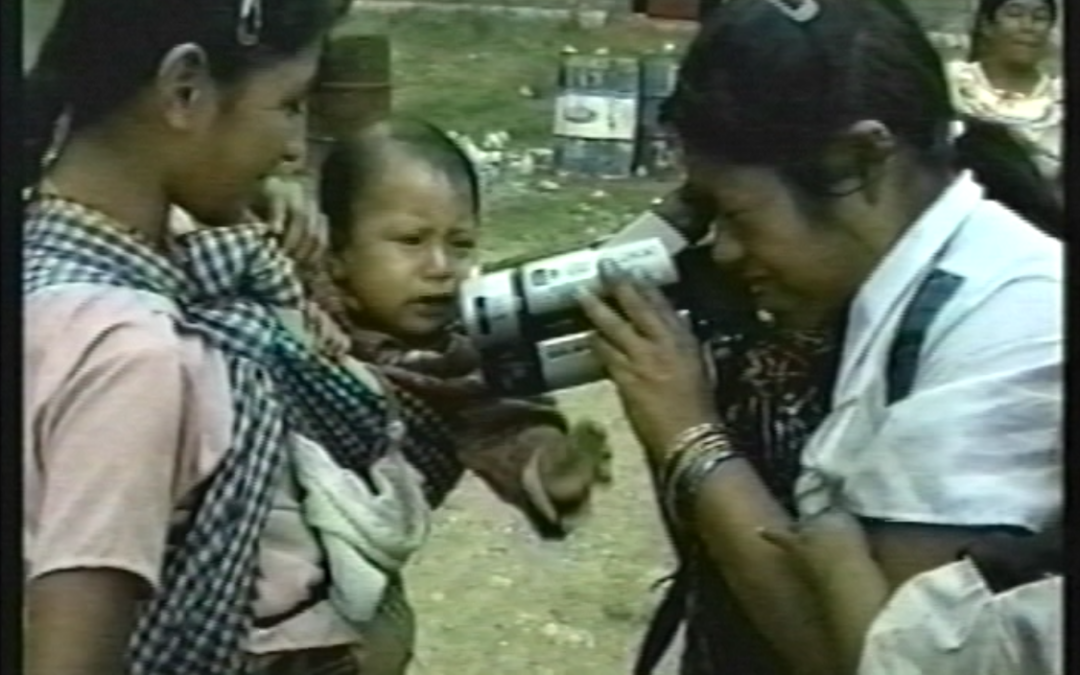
[24,283,360,654]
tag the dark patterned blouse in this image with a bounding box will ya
[677,328,840,675]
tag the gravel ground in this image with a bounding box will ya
[405,382,683,675]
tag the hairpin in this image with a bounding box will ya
[41,106,72,171]
[761,0,821,23]
[948,119,968,143]
[237,0,264,47]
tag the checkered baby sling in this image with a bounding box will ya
[24,196,456,675]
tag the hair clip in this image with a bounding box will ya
[761,0,821,23]
[948,119,968,143]
[237,0,264,46]
[41,106,72,171]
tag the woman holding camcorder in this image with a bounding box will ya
[581,1,1063,674]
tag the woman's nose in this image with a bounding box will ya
[710,226,745,267]
[1017,14,1036,30]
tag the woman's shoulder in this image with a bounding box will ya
[27,282,234,481]
[943,60,986,109]
[947,200,1062,284]
[27,283,184,354]
[944,59,984,90]
[25,283,230,402]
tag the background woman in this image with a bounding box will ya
[948,0,1062,182]
[581,1,1062,674]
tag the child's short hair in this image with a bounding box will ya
[318,117,480,253]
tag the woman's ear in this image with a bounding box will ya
[155,43,216,131]
[822,120,897,203]
[837,120,897,168]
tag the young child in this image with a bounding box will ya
[306,118,613,670]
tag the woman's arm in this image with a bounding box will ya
[689,462,841,675]
[761,511,892,675]
[578,268,839,675]
[803,546,890,674]
[26,311,187,675]
[27,570,146,675]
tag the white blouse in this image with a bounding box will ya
[858,561,1062,675]
[946,60,1063,180]
[796,173,1062,533]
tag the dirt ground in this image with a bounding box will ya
[406,382,681,675]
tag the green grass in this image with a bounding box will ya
[472,179,673,263]
[339,10,691,259]
[334,8,1032,261]
[348,10,687,143]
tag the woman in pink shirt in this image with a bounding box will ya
[20,1,391,674]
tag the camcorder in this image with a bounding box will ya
[459,190,762,396]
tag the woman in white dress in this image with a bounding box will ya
[947,0,1062,182]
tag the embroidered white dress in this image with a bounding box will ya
[946,60,1063,180]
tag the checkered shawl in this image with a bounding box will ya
[24,196,450,675]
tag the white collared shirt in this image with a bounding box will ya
[858,561,1063,675]
[796,173,1062,532]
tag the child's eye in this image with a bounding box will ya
[719,210,750,228]
[397,234,425,246]
[452,240,477,252]
[283,98,307,116]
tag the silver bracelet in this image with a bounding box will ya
[675,447,744,526]
[661,434,742,527]
[660,431,732,522]
[660,422,726,487]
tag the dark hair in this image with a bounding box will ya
[25,0,338,186]
[663,0,1061,236]
[318,118,481,253]
[954,118,1061,237]
[968,0,1058,61]
[964,518,1062,592]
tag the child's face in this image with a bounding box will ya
[335,154,478,341]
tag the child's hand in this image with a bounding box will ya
[572,419,614,486]
[759,507,872,583]
[254,175,328,269]
[301,298,352,360]
[530,419,613,506]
